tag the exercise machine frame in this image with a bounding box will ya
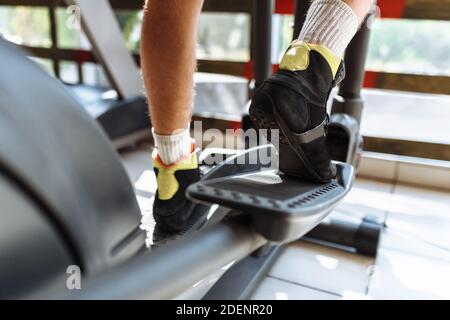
[0,0,381,300]
[207,0,383,300]
[242,0,383,257]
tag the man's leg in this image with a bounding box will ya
[141,0,205,236]
[142,0,204,164]
[250,0,372,183]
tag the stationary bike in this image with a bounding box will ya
[242,0,383,258]
[0,0,380,300]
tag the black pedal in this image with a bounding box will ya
[188,146,355,243]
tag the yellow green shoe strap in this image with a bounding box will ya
[153,152,198,201]
[279,41,341,78]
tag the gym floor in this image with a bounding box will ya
[120,143,450,300]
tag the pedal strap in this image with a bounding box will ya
[273,109,328,145]
[273,109,331,182]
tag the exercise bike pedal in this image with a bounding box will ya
[188,145,355,243]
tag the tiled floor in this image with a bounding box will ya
[251,181,450,300]
[120,146,450,300]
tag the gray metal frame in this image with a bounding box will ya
[35,217,266,299]
[331,9,374,125]
[1,0,380,301]
[297,1,383,255]
[204,245,283,300]
[252,0,273,90]
[205,0,382,300]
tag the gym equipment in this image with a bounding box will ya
[242,0,383,257]
[67,84,149,148]
[303,0,383,257]
[0,32,353,299]
[0,38,145,299]
[64,0,149,147]
[202,0,383,299]
[0,0,383,300]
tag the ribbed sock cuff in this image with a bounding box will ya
[152,125,192,165]
[298,0,358,56]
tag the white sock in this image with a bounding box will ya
[152,125,192,165]
[298,0,358,57]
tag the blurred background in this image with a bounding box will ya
[0,0,449,158]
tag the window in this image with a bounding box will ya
[113,11,251,62]
[0,6,51,47]
[115,10,142,52]
[367,19,450,76]
[272,15,450,146]
[56,8,90,50]
[197,13,250,62]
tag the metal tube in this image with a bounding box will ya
[303,211,382,257]
[292,0,311,41]
[338,14,372,100]
[40,217,266,300]
[331,8,375,124]
[204,245,283,300]
[252,0,273,89]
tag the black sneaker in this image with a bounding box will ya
[249,40,345,183]
[151,146,209,246]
